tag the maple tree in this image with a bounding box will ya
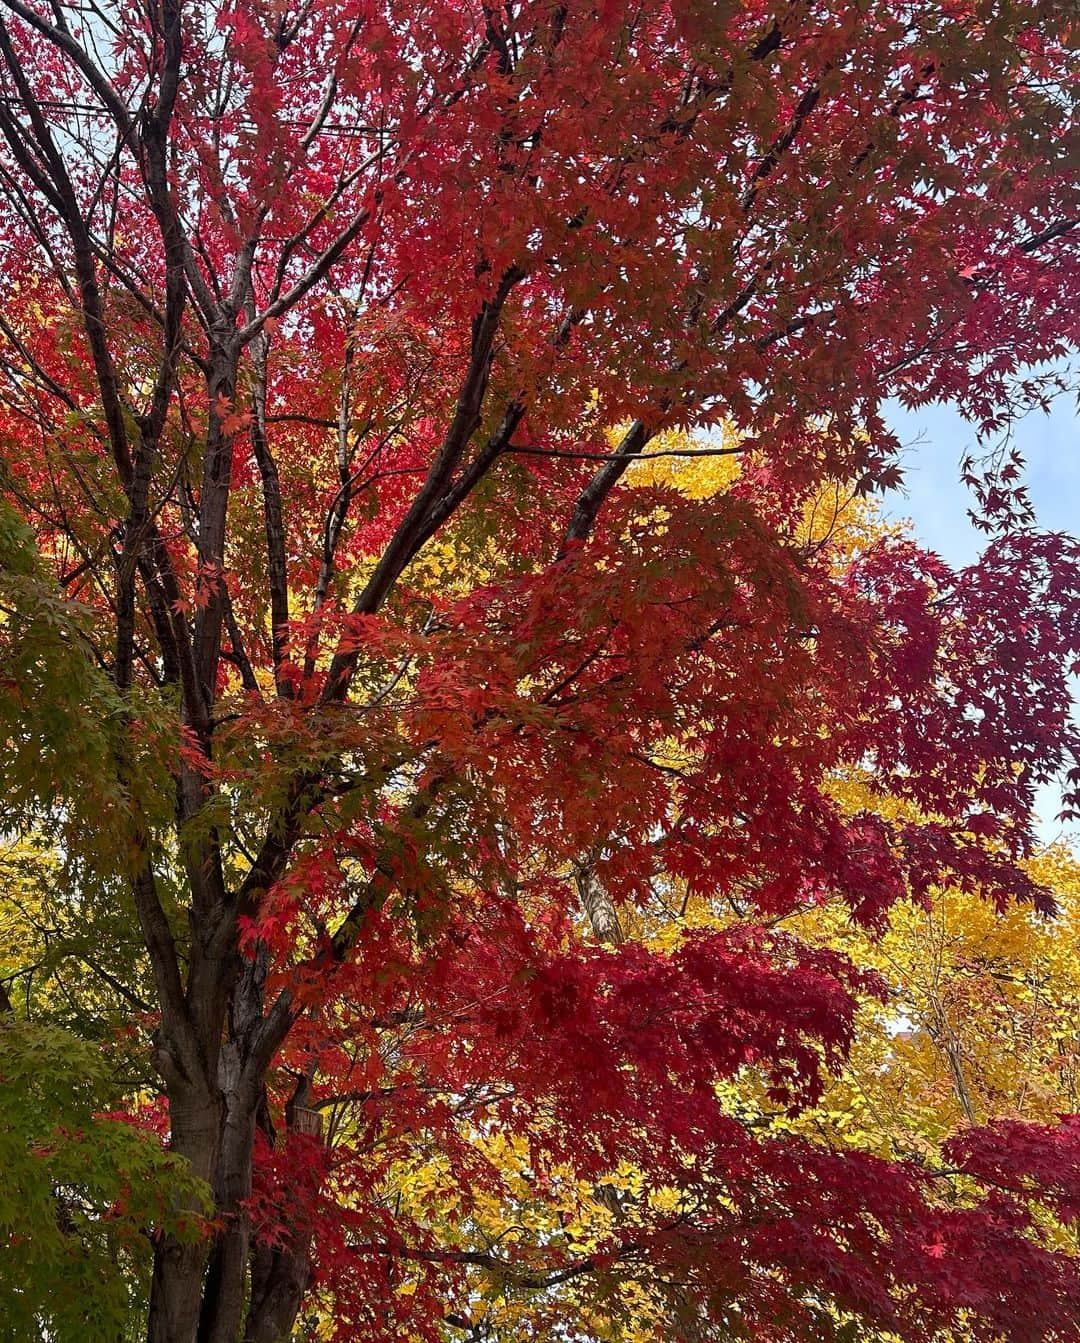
[0,0,1079,1340]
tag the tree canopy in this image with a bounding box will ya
[0,1,1078,1340]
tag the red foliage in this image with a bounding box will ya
[0,0,1077,1339]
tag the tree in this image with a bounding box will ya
[0,1,1078,1340]
[785,844,1080,1150]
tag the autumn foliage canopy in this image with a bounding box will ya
[0,0,1078,1340]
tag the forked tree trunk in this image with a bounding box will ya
[147,962,324,1343]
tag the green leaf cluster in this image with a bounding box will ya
[0,1020,209,1343]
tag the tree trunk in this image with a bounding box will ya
[243,1092,323,1343]
[197,1070,259,1343]
[148,1091,222,1343]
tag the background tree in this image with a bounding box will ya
[790,845,1080,1143]
[0,1,1078,1341]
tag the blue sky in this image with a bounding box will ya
[882,393,1079,843]
[883,393,1079,568]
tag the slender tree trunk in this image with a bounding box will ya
[243,1099,322,1343]
[198,1084,259,1343]
[198,950,274,1343]
[574,855,624,945]
[148,1090,222,1343]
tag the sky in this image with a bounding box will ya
[882,391,1079,844]
[883,392,1079,567]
